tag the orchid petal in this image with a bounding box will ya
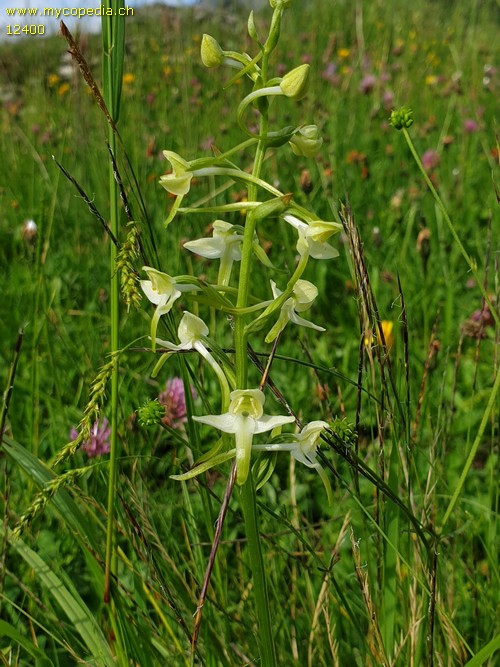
[234,414,256,485]
[192,413,238,433]
[253,414,295,434]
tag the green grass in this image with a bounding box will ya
[0,0,498,665]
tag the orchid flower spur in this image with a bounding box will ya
[253,420,333,504]
[184,220,244,286]
[140,267,197,351]
[193,388,295,485]
[155,312,230,403]
[265,279,325,343]
[284,213,342,259]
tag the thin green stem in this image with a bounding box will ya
[231,7,288,665]
[101,16,125,667]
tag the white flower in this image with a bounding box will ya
[183,220,244,285]
[284,214,341,259]
[156,311,208,352]
[140,267,195,350]
[193,389,295,485]
[155,312,229,399]
[253,420,333,503]
[265,279,325,343]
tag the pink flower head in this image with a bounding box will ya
[70,418,111,458]
[463,119,478,133]
[158,377,197,429]
[359,74,377,94]
[421,149,440,172]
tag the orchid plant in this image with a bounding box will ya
[140,1,341,662]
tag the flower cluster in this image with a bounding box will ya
[159,377,197,428]
[70,418,111,458]
[139,1,339,500]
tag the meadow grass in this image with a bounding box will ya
[0,0,498,665]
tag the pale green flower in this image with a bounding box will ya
[140,267,195,350]
[183,220,244,285]
[265,279,325,343]
[155,312,229,399]
[159,151,193,196]
[155,311,208,352]
[253,420,333,503]
[193,389,295,485]
[284,214,341,259]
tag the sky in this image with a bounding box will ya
[0,0,198,38]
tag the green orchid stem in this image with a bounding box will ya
[245,251,309,335]
[231,6,286,665]
[402,128,498,328]
[239,476,277,666]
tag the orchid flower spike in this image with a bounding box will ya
[265,279,325,343]
[253,420,333,504]
[183,220,244,286]
[141,267,197,350]
[284,214,342,259]
[193,388,295,485]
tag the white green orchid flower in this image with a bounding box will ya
[253,420,333,504]
[283,213,341,259]
[265,279,325,343]
[183,220,244,286]
[289,125,323,158]
[193,388,295,485]
[141,267,197,351]
[155,311,230,403]
[159,151,193,196]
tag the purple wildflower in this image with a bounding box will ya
[359,74,377,94]
[158,377,196,429]
[70,418,111,458]
[382,89,394,110]
[463,119,478,133]
[421,149,440,172]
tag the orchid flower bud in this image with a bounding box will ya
[280,64,310,100]
[289,125,323,157]
[201,34,225,68]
